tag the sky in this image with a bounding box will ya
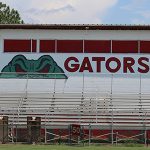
[1,0,150,24]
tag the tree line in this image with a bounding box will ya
[0,2,24,24]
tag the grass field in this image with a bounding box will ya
[0,145,149,150]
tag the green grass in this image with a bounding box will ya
[0,145,149,150]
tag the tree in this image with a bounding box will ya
[0,2,24,24]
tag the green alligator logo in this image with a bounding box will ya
[0,55,67,79]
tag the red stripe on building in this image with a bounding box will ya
[112,40,138,53]
[140,41,150,53]
[4,39,32,52]
[57,40,83,53]
[84,40,111,53]
[5,39,149,53]
[40,40,55,53]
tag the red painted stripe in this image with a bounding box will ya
[84,40,111,53]
[140,41,150,53]
[57,40,83,53]
[40,40,55,53]
[4,39,31,52]
[112,40,138,53]
[5,39,150,53]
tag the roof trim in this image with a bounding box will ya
[1,24,150,30]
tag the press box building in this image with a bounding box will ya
[0,24,150,142]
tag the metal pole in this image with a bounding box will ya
[145,130,147,146]
[88,124,91,146]
[111,74,114,145]
[116,132,118,146]
[69,125,72,145]
[53,74,56,94]
[82,73,85,94]
[139,74,145,144]
[59,130,61,145]
[11,124,14,143]
[80,73,85,124]
[139,74,143,118]
[25,73,29,97]
[2,121,4,143]
[45,125,47,144]
[16,125,17,143]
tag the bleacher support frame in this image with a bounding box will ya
[0,73,150,145]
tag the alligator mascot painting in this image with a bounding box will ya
[0,55,67,79]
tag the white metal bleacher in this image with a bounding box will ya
[0,74,150,130]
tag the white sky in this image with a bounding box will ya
[1,0,150,24]
[0,0,117,24]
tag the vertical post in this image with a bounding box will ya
[2,119,4,143]
[81,73,85,123]
[59,130,61,145]
[145,112,148,147]
[139,74,142,113]
[54,74,56,93]
[82,73,85,95]
[147,130,149,147]
[88,124,91,146]
[82,126,84,146]
[145,130,147,146]
[139,74,145,143]
[11,124,14,143]
[68,125,70,145]
[52,74,56,113]
[25,73,29,99]
[12,114,15,143]
[78,136,79,145]
[111,74,114,145]
[11,125,13,143]
[96,98,98,124]
[139,74,142,118]
[116,132,118,146]
[79,126,81,145]
[69,125,72,145]
[16,125,17,144]
[45,125,47,144]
